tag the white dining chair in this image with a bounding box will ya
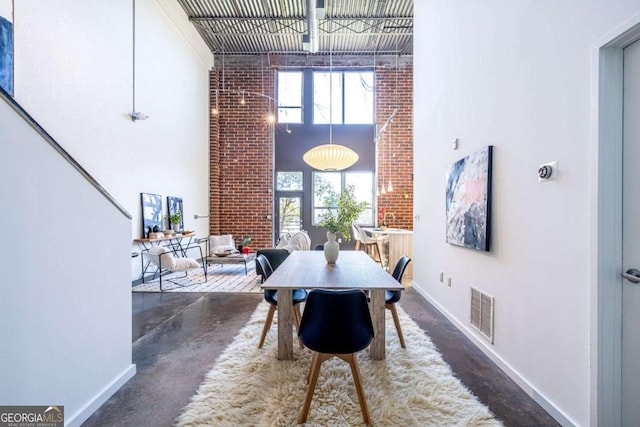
[351,224,362,251]
[358,226,387,267]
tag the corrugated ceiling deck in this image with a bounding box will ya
[177,0,413,55]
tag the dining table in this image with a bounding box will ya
[261,250,404,361]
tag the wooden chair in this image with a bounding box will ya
[351,224,361,251]
[357,225,385,266]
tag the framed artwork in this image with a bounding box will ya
[445,146,493,251]
[167,196,183,230]
[0,0,14,95]
[141,193,162,238]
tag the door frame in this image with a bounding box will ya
[274,192,303,241]
[592,12,640,426]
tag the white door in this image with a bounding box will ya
[622,38,640,426]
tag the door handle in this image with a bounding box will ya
[622,268,640,284]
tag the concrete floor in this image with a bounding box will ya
[82,288,559,427]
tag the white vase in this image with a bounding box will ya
[324,231,340,264]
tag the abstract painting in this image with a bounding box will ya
[167,196,183,230]
[0,0,13,95]
[141,193,162,238]
[446,146,493,251]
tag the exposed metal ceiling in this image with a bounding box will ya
[177,0,413,55]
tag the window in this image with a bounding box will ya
[313,72,342,124]
[277,71,303,123]
[345,172,374,224]
[276,171,303,191]
[344,72,374,124]
[312,171,374,225]
[313,71,374,124]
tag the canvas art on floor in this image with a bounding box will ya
[167,196,184,230]
[446,146,493,251]
[141,193,163,237]
[0,0,13,95]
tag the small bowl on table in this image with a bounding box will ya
[214,250,233,257]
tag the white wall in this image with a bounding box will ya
[413,1,640,426]
[0,95,135,425]
[0,0,211,425]
[13,0,212,280]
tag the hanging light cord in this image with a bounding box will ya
[329,13,333,145]
[132,0,136,114]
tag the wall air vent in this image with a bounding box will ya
[470,286,494,344]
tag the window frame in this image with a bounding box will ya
[276,70,304,124]
[276,171,304,192]
[312,170,375,226]
[312,69,375,125]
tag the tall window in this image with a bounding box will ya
[313,71,374,124]
[277,71,303,123]
[312,171,374,226]
[276,172,303,235]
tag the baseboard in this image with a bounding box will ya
[410,282,576,427]
[65,364,136,427]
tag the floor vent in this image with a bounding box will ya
[470,286,494,344]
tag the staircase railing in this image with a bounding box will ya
[0,87,132,220]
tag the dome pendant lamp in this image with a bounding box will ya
[303,143,359,171]
[303,12,358,171]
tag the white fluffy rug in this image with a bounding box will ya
[176,302,502,426]
[132,263,262,293]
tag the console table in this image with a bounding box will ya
[134,233,198,283]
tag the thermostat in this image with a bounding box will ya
[538,161,557,182]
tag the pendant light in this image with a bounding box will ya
[303,12,358,171]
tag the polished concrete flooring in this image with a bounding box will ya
[82,288,559,427]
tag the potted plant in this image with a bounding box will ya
[319,185,368,263]
[240,235,252,253]
[169,211,182,232]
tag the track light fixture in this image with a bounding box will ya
[130,112,148,121]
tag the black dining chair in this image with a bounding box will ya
[386,255,412,348]
[255,254,307,349]
[298,289,374,425]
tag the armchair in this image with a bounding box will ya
[144,245,206,291]
[199,234,238,258]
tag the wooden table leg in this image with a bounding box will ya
[277,288,294,360]
[369,289,386,360]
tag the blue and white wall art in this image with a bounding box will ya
[0,0,13,96]
[445,146,493,251]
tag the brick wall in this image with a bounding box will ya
[209,57,275,250]
[209,55,414,249]
[375,61,414,230]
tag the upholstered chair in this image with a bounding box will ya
[255,254,307,349]
[144,245,206,291]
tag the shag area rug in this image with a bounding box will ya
[132,263,262,293]
[176,302,502,426]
